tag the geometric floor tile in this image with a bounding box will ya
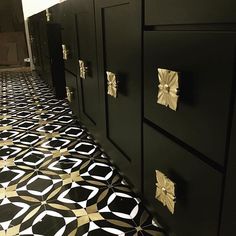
[0,70,164,236]
[14,148,51,169]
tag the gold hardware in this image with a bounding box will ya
[157,68,179,111]
[30,35,34,43]
[46,9,52,22]
[106,71,118,98]
[79,60,88,79]
[62,44,69,60]
[155,170,176,214]
[66,87,74,103]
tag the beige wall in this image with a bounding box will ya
[0,0,28,66]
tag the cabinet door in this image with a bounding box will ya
[144,31,236,166]
[30,15,44,75]
[38,11,53,87]
[95,0,142,190]
[59,0,78,75]
[143,123,222,236]
[47,23,66,99]
[28,18,38,67]
[74,0,99,130]
[145,0,236,25]
[50,3,63,24]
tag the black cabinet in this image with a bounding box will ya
[29,2,236,235]
[28,10,66,99]
[145,0,236,25]
[95,0,142,190]
[143,123,222,236]
[73,0,100,132]
[50,1,80,115]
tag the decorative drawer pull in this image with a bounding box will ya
[79,60,88,79]
[30,35,34,43]
[46,9,52,22]
[66,87,74,103]
[155,170,176,214]
[62,44,69,60]
[106,71,118,98]
[157,68,179,111]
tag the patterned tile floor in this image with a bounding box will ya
[0,71,164,236]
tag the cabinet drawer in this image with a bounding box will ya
[143,123,222,236]
[144,31,235,165]
[145,0,236,25]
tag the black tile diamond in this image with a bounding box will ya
[19,134,40,145]
[0,203,22,222]
[32,214,65,236]
[27,177,53,193]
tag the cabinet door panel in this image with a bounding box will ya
[60,1,78,75]
[95,0,141,189]
[74,0,99,128]
[144,31,236,166]
[47,23,66,99]
[144,123,222,236]
[145,0,236,25]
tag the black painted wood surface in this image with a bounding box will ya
[58,0,78,76]
[143,123,222,236]
[47,23,66,99]
[145,0,236,25]
[144,31,236,167]
[219,86,236,236]
[95,0,142,191]
[64,70,80,117]
[73,0,100,132]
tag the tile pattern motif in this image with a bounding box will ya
[0,71,164,236]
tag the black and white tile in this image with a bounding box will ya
[0,70,164,236]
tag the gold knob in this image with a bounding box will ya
[79,60,88,79]
[62,44,69,60]
[46,9,52,22]
[155,170,176,214]
[66,87,74,102]
[106,71,118,98]
[157,68,179,111]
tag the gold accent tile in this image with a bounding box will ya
[0,140,13,147]
[36,110,48,114]
[0,157,15,169]
[6,224,20,236]
[52,148,69,158]
[0,115,11,119]
[0,125,12,131]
